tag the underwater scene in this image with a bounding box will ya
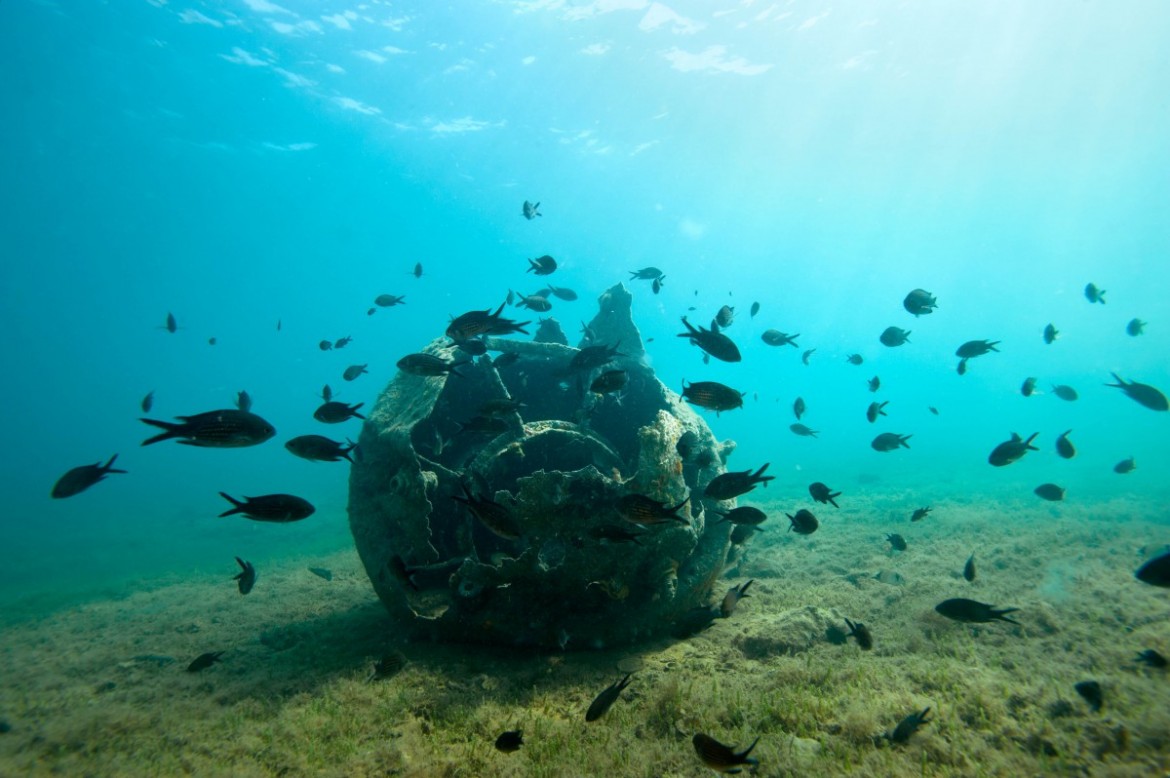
[2,1,1169,776]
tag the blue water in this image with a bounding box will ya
[2,1,1168,616]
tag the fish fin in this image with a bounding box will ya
[139,418,182,446]
[102,454,128,473]
[218,492,245,517]
[994,608,1020,625]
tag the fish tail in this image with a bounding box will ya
[218,492,245,517]
[1105,372,1125,387]
[139,418,182,446]
[994,608,1020,625]
[102,454,128,473]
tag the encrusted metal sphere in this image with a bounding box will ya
[347,284,738,649]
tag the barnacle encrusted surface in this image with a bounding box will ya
[348,284,735,649]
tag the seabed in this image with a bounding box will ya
[1,495,1167,777]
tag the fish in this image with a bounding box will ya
[1034,483,1066,501]
[522,200,541,219]
[750,301,760,318]
[902,288,937,316]
[617,494,689,526]
[235,390,252,413]
[1055,430,1076,459]
[879,326,911,346]
[219,492,315,522]
[455,339,487,356]
[678,316,742,362]
[787,509,818,535]
[186,651,224,672]
[720,580,753,618]
[887,708,931,744]
[207,337,217,346]
[652,275,665,294]
[761,329,799,347]
[871,433,911,452]
[141,391,154,413]
[374,294,406,307]
[446,303,530,341]
[140,410,276,447]
[1051,384,1078,401]
[681,380,745,415]
[514,292,552,312]
[397,353,468,377]
[956,357,969,376]
[588,525,645,545]
[809,482,841,508]
[1074,680,1103,712]
[585,673,632,722]
[334,336,352,349]
[162,312,179,333]
[233,557,256,594]
[1043,323,1058,344]
[713,506,767,526]
[1113,457,1137,474]
[910,507,931,522]
[730,524,764,545]
[845,618,873,650]
[955,339,1000,358]
[285,435,356,463]
[570,342,624,372]
[692,733,760,774]
[308,567,333,581]
[963,553,976,582]
[929,406,939,415]
[385,555,419,592]
[934,598,1019,624]
[789,423,818,438]
[886,533,907,551]
[370,651,407,681]
[495,729,524,752]
[1126,318,1146,336]
[987,432,1039,466]
[492,351,521,369]
[590,369,628,394]
[412,262,423,279]
[1105,373,1168,411]
[704,464,773,500]
[319,340,333,351]
[50,455,127,498]
[342,364,368,382]
[276,319,281,330]
[1136,649,1167,668]
[1084,282,1105,304]
[868,376,881,393]
[455,415,509,435]
[1021,377,1038,397]
[526,255,557,275]
[846,354,863,365]
[452,484,521,539]
[1135,551,1170,587]
[544,284,578,301]
[866,401,889,423]
[479,398,526,417]
[319,385,333,402]
[314,401,365,423]
[714,305,735,329]
[629,267,664,280]
[802,348,815,365]
[793,397,806,420]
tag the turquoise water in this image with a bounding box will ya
[2,1,1167,618]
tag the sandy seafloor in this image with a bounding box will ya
[1,495,1168,778]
